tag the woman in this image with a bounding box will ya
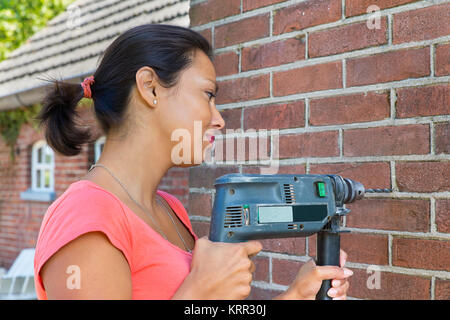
[33,24,352,300]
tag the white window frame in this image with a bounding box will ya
[94,136,105,162]
[20,140,56,202]
[31,140,55,192]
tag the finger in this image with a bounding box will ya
[332,279,343,287]
[242,240,263,257]
[333,295,347,300]
[328,280,349,298]
[340,249,348,268]
[315,266,353,281]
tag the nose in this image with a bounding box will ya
[210,105,226,131]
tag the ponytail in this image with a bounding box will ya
[34,78,91,156]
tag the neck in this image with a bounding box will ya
[87,132,173,210]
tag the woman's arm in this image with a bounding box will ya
[40,231,132,299]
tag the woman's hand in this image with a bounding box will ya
[172,236,262,300]
[275,249,353,300]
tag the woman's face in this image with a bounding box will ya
[155,49,225,167]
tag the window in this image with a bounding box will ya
[20,140,56,202]
[95,136,105,162]
[31,140,55,191]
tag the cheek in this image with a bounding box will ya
[163,100,211,146]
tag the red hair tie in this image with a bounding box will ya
[81,76,95,98]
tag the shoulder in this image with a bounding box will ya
[35,181,133,275]
[45,180,130,229]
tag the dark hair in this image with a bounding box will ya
[35,24,213,156]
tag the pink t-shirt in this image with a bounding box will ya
[33,180,198,299]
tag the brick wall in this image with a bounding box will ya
[0,101,190,269]
[189,0,450,300]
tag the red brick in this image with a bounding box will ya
[219,107,241,131]
[188,192,212,217]
[191,220,210,238]
[343,124,430,157]
[241,36,306,72]
[309,91,390,126]
[189,165,239,189]
[253,256,270,282]
[345,0,421,17]
[396,84,450,118]
[247,287,282,300]
[216,74,270,105]
[348,268,431,300]
[244,100,305,130]
[243,0,287,12]
[346,199,430,232]
[309,19,388,58]
[189,0,241,27]
[435,199,450,233]
[435,122,450,154]
[309,161,391,190]
[341,233,389,265]
[215,13,270,49]
[273,0,341,35]
[214,135,271,163]
[242,164,306,175]
[396,161,450,193]
[272,258,306,286]
[393,237,450,271]
[274,131,339,159]
[273,61,342,96]
[213,51,239,77]
[260,237,306,256]
[347,47,430,87]
[436,43,450,76]
[435,278,450,300]
[198,28,212,47]
[393,3,450,44]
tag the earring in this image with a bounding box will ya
[153,99,157,104]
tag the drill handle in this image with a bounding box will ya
[315,231,341,300]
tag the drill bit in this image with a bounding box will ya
[365,188,393,193]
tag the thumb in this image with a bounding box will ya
[242,240,263,257]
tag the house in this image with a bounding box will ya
[0,0,192,272]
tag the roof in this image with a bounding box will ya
[0,0,190,111]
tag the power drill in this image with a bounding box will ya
[208,173,391,300]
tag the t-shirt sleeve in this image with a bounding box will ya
[34,186,133,282]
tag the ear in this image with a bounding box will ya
[135,66,158,108]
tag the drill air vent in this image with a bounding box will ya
[224,206,243,228]
[283,184,296,203]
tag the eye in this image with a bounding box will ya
[206,91,216,101]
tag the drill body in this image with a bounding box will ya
[208,173,366,299]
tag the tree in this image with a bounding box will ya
[0,0,76,62]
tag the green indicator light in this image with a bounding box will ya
[317,182,326,197]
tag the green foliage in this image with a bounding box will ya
[0,104,42,163]
[0,0,76,61]
[0,0,76,163]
